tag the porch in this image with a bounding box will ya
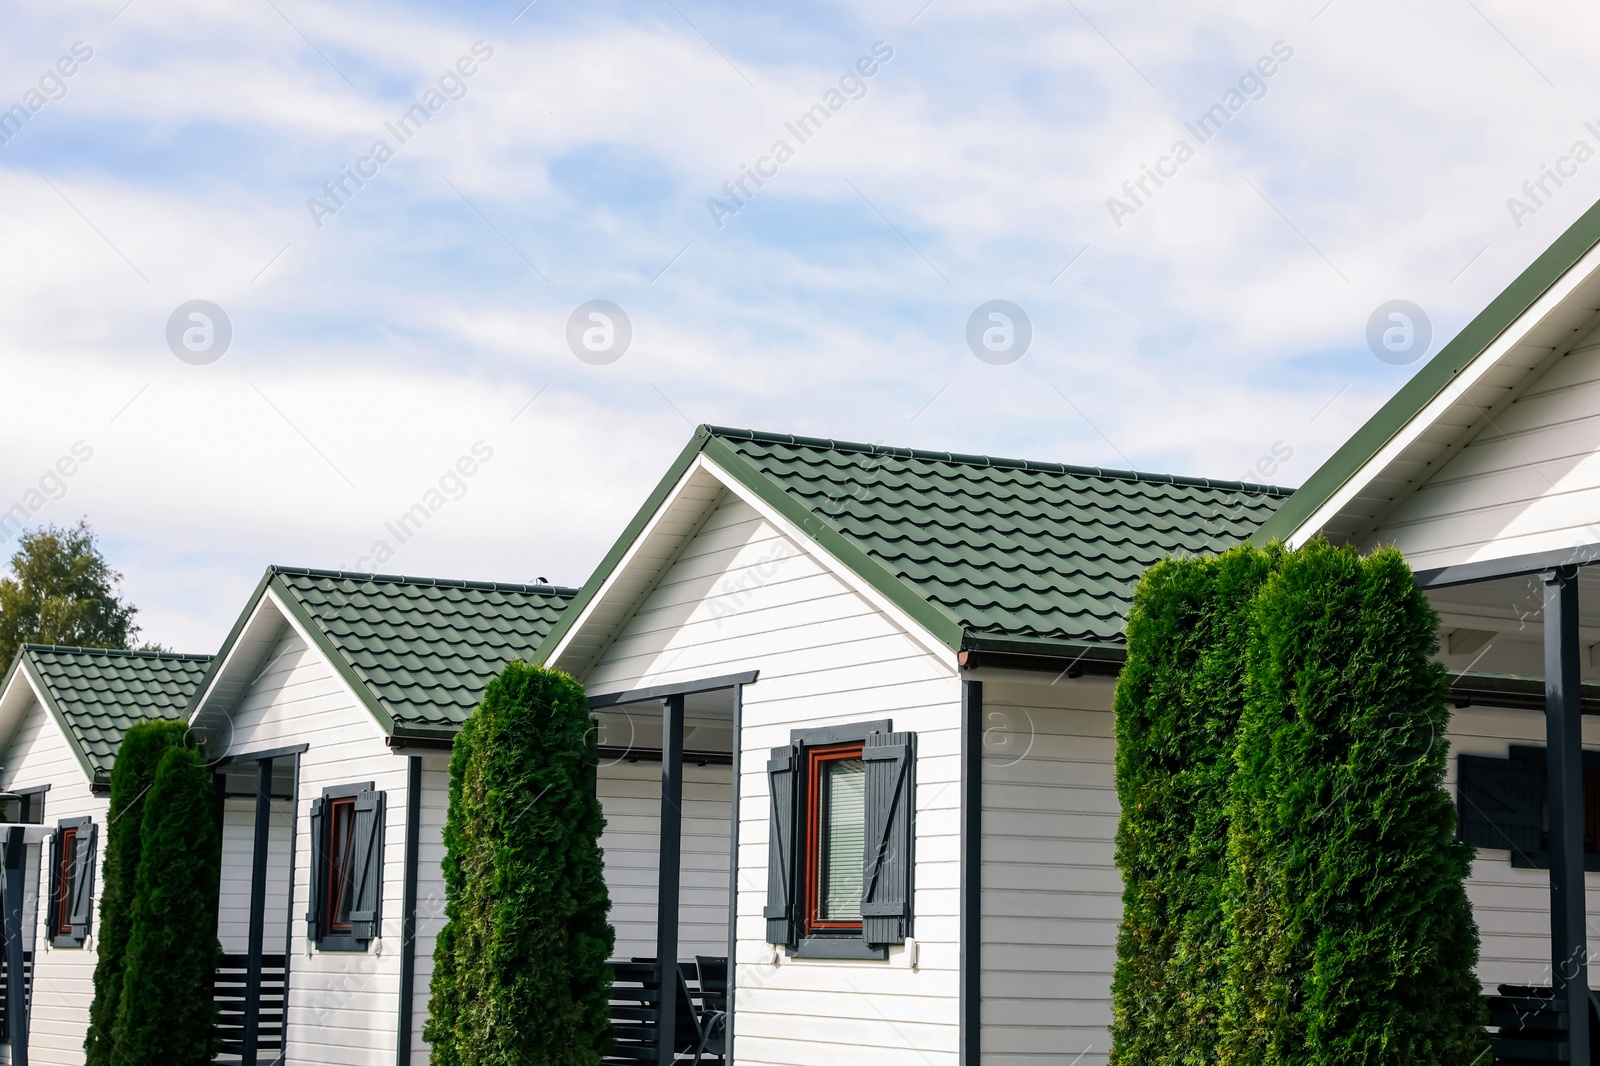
[1424,557,1600,1063]
[590,673,750,1065]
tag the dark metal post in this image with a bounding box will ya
[1543,567,1588,1060]
[724,684,743,1065]
[656,695,685,1066]
[243,757,273,1066]
[960,680,982,1066]
[4,826,27,1066]
[396,755,423,1066]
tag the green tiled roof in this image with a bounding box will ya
[19,646,212,780]
[539,426,1294,667]
[262,568,578,734]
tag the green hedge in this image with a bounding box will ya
[1219,542,1486,1063]
[1110,546,1279,1065]
[425,661,614,1066]
[109,741,222,1066]
[84,719,189,1066]
[1112,542,1487,1065]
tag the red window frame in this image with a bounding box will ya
[803,743,865,937]
[324,797,358,935]
[54,826,77,935]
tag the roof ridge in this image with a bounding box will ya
[266,565,581,596]
[23,644,214,663]
[701,425,1295,497]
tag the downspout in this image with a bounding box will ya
[723,684,743,1064]
[959,680,982,1066]
[4,826,26,1066]
[395,754,422,1066]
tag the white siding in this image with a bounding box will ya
[972,684,1600,1064]
[406,754,450,1061]
[223,622,413,1066]
[0,698,103,1066]
[217,794,293,955]
[1368,337,1600,569]
[598,761,732,960]
[1448,701,1600,990]
[581,491,963,1066]
[980,676,1119,1066]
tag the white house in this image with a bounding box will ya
[0,644,212,1066]
[178,566,578,1066]
[1250,193,1600,1059]
[534,424,1294,1066]
[20,192,1600,1066]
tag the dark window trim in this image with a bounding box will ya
[804,742,867,938]
[52,826,77,939]
[787,720,892,961]
[48,815,93,948]
[312,781,376,952]
[12,785,48,825]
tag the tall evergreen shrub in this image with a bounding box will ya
[1218,541,1487,1064]
[109,742,222,1066]
[84,719,189,1066]
[1110,546,1278,1065]
[425,661,614,1066]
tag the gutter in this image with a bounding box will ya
[396,755,423,1066]
[957,636,1127,677]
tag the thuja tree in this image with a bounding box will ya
[110,742,222,1066]
[84,719,190,1066]
[1218,542,1487,1064]
[1110,545,1278,1066]
[425,661,614,1066]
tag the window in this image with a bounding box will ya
[806,746,867,936]
[307,783,384,950]
[1459,746,1600,870]
[765,721,915,959]
[47,816,96,948]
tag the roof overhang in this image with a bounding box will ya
[539,441,965,686]
[1256,197,1600,560]
[0,651,97,784]
[187,571,393,756]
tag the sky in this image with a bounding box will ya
[3,0,1600,652]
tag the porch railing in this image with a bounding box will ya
[214,952,287,1063]
[0,949,32,1043]
[605,959,726,1065]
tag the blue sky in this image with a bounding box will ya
[3,0,1600,649]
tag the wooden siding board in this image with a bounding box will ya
[1370,341,1600,565]
[578,491,963,1066]
[0,699,101,1066]
[219,626,415,1066]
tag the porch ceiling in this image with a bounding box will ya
[1432,564,1600,690]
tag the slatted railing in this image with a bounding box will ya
[214,953,287,1063]
[0,950,33,1043]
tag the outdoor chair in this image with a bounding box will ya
[617,957,704,1059]
[691,956,728,1065]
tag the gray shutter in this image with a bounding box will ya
[67,822,97,944]
[347,788,385,942]
[764,744,799,945]
[47,828,63,939]
[1459,753,1543,855]
[305,796,326,941]
[861,731,915,946]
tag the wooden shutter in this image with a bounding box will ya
[764,744,799,945]
[46,828,63,939]
[305,796,326,941]
[67,822,97,945]
[347,788,385,942]
[1459,753,1543,855]
[861,730,915,946]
